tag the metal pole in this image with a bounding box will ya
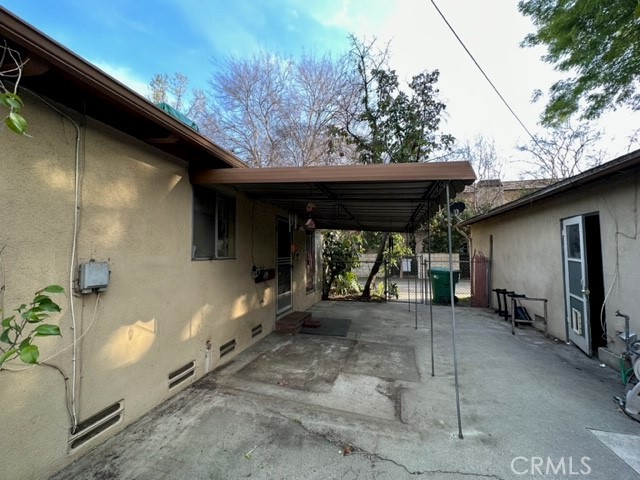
[414,261,418,329]
[415,257,419,329]
[428,204,434,378]
[384,259,389,302]
[408,266,411,312]
[422,258,427,304]
[488,235,493,308]
[446,183,464,439]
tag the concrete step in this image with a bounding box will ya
[275,311,311,333]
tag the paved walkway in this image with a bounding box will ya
[50,302,640,479]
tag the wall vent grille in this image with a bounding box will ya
[251,324,263,338]
[168,361,196,389]
[220,339,236,357]
[69,401,124,450]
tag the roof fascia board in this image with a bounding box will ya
[190,161,476,185]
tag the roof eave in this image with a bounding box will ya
[0,7,246,170]
[459,149,640,227]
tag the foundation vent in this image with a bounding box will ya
[168,361,196,389]
[69,401,124,450]
[220,339,236,357]
[251,324,263,338]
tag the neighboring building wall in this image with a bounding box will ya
[501,180,555,203]
[0,95,321,479]
[460,179,554,212]
[470,172,639,347]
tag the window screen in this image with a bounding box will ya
[192,186,236,260]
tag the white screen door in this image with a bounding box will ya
[276,218,292,314]
[562,216,590,355]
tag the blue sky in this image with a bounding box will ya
[2,0,354,92]
[3,0,638,178]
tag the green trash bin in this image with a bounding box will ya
[429,267,460,305]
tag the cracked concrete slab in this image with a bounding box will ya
[49,302,640,480]
[343,341,420,382]
[233,335,355,393]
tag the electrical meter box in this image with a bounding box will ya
[79,261,110,294]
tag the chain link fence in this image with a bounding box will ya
[325,254,471,305]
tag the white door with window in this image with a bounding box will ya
[276,218,292,314]
[562,216,591,355]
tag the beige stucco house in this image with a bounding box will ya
[0,12,325,480]
[1,9,475,479]
[461,150,640,368]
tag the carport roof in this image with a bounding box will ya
[190,162,476,232]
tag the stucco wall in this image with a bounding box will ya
[469,172,640,348]
[0,93,321,479]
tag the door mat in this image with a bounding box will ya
[299,318,351,337]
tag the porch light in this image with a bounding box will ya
[304,218,316,231]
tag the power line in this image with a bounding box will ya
[429,0,540,146]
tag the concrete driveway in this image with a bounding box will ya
[50,301,640,479]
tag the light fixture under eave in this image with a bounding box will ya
[304,218,316,231]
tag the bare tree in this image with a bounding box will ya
[148,72,215,137]
[206,52,286,167]
[278,52,356,166]
[456,135,502,181]
[454,135,504,212]
[206,50,355,168]
[149,73,170,104]
[518,122,607,181]
[625,128,640,154]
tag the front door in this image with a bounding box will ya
[276,218,292,314]
[562,216,591,355]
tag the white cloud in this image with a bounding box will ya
[89,59,150,98]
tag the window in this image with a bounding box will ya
[192,186,236,260]
[305,231,316,292]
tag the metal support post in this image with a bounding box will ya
[415,259,419,329]
[428,205,434,378]
[446,183,463,439]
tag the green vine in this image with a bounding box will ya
[0,91,28,134]
[0,285,64,366]
[1,40,29,135]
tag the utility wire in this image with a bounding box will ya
[429,0,540,146]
